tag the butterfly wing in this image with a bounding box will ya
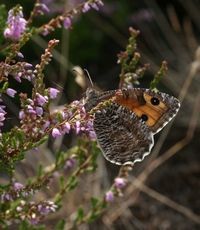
[114,88,180,134]
[93,103,154,165]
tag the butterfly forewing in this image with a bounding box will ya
[140,89,180,133]
[114,88,180,134]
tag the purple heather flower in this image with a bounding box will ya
[75,121,81,134]
[89,131,96,140]
[19,110,25,120]
[86,120,93,129]
[29,213,39,225]
[52,128,62,138]
[90,3,99,11]
[80,106,86,114]
[114,177,126,189]
[37,204,50,215]
[64,158,76,169]
[6,88,17,97]
[4,7,27,41]
[36,93,48,106]
[0,113,5,122]
[90,1,104,11]
[35,3,50,15]
[37,201,57,215]
[1,193,13,202]
[41,28,49,36]
[63,17,72,29]
[13,182,24,191]
[0,104,6,113]
[27,105,36,114]
[14,74,22,82]
[17,52,24,58]
[62,122,71,134]
[96,0,104,6]
[105,191,114,202]
[60,110,68,120]
[24,63,33,68]
[82,3,91,13]
[27,105,33,110]
[35,106,43,116]
[49,88,60,99]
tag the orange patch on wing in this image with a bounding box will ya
[114,91,169,127]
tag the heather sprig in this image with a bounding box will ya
[0,0,107,227]
[2,0,103,63]
[33,39,59,94]
[4,5,27,42]
[28,0,50,25]
[150,60,168,90]
[0,199,57,225]
[0,61,34,82]
[38,0,104,35]
[118,27,149,88]
[0,0,166,228]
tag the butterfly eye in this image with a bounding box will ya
[141,114,148,122]
[151,97,160,105]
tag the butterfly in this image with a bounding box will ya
[84,87,180,166]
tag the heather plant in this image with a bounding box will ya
[0,1,169,229]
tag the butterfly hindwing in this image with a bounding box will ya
[93,103,154,165]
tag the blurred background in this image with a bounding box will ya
[1,0,200,229]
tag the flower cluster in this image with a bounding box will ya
[40,0,104,35]
[82,0,104,13]
[105,177,127,203]
[51,100,96,140]
[4,6,27,41]
[0,62,34,83]
[0,88,18,133]
[15,200,57,224]
[1,182,31,202]
[19,88,60,140]
[0,0,138,228]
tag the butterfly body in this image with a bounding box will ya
[84,87,180,165]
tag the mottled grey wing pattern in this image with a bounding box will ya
[93,103,154,165]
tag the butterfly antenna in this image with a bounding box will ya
[84,68,94,88]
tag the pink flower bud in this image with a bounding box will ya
[105,191,114,202]
[6,88,17,97]
[63,17,72,29]
[49,88,60,99]
[114,177,126,189]
[52,128,62,138]
[36,93,48,106]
